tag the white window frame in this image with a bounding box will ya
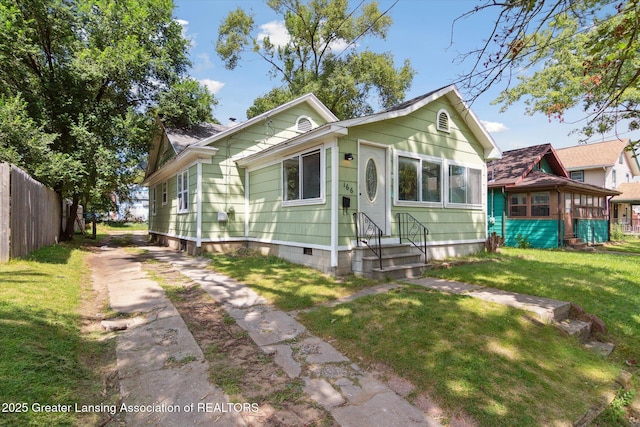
[436,109,451,133]
[151,186,157,216]
[445,160,483,209]
[177,170,189,213]
[161,181,168,205]
[282,146,325,207]
[394,150,443,207]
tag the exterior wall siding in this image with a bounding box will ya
[504,219,559,248]
[337,96,488,249]
[247,148,332,247]
[487,188,506,238]
[574,218,609,244]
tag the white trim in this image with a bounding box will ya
[233,124,347,168]
[143,146,217,186]
[330,141,339,268]
[177,169,189,214]
[393,150,444,207]
[196,160,202,247]
[161,181,168,205]
[281,145,326,207]
[444,160,485,210]
[151,186,157,216]
[195,93,339,148]
[436,109,451,133]
[244,168,250,238]
[357,140,392,234]
[346,237,485,250]
[295,115,315,133]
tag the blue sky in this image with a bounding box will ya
[173,0,627,152]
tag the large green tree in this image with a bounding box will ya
[0,0,214,238]
[216,0,414,119]
[455,0,640,144]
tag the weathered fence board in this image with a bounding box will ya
[0,163,9,262]
[0,163,61,261]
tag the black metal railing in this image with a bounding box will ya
[396,212,429,263]
[353,212,383,270]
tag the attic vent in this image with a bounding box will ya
[297,116,313,132]
[437,109,450,133]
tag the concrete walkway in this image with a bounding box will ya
[141,243,441,427]
[91,243,245,426]
[403,277,571,323]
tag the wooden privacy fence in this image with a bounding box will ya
[0,163,61,262]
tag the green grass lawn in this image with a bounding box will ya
[300,287,620,426]
[602,238,640,254]
[208,248,637,425]
[204,251,373,310]
[0,241,109,426]
[426,247,640,366]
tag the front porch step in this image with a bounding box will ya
[556,319,592,343]
[362,252,423,270]
[564,237,596,251]
[370,263,430,280]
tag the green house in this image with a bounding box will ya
[487,144,620,249]
[143,85,501,276]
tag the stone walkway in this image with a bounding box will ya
[142,243,441,427]
[91,243,244,426]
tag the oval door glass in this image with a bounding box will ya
[365,158,378,201]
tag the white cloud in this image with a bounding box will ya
[200,79,224,94]
[175,19,196,48]
[258,21,290,47]
[194,53,214,72]
[481,120,509,133]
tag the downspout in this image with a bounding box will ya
[196,159,203,249]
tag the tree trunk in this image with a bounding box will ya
[60,195,79,241]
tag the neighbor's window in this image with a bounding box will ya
[448,164,481,206]
[161,181,168,205]
[283,148,323,204]
[509,193,527,217]
[570,171,584,182]
[397,155,442,203]
[177,170,189,213]
[531,192,550,216]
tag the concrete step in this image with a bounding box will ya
[354,243,414,256]
[362,252,423,270]
[556,319,592,343]
[464,288,571,323]
[370,263,429,280]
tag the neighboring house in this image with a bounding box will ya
[556,139,640,229]
[610,182,640,233]
[487,144,619,248]
[143,85,501,276]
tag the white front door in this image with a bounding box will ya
[359,144,388,234]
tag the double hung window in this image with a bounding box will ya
[177,170,189,213]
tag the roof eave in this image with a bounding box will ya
[142,146,219,186]
[194,93,339,148]
[233,124,348,168]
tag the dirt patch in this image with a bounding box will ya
[79,247,125,426]
[140,257,336,427]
